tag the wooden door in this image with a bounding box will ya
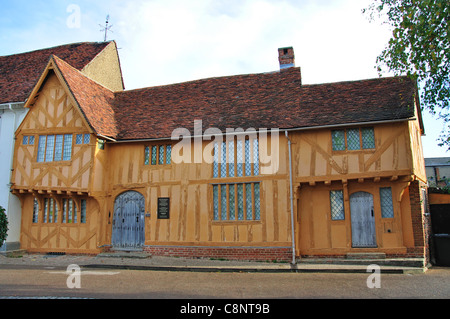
[350,192,377,248]
[111,191,145,250]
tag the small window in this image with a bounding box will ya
[22,135,35,145]
[380,187,394,218]
[62,198,77,223]
[330,190,345,220]
[145,145,172,166]
[32,198,39,223]
[80,199,87,224]
[43,198,58,223]
[332,127,375,151]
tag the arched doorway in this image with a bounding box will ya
[111,191,145,250]
[350,191,377,248]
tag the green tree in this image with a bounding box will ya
[364,0,449,148]
[0,206,8,248]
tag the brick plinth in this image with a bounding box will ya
[143,245,292,262]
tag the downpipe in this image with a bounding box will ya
[285,131,296,265]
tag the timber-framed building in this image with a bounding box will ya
[9,46,430,264]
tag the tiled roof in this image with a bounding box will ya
[111,69,418,140]
[0,42,111,104]
[52,56,118,138]
[52,56,419,141]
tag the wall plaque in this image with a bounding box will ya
[157,197,170,219]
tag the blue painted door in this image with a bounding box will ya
[111,191,145,250]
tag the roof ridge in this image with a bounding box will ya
[302,75,412,87]
[115,67,299,95]
[0,41,112,58]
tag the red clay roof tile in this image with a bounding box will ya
[51,56,418,141]
[0,42,111,104]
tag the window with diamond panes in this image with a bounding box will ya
[145,145,172,166]
[332,130,345,151]
[213,137,259,178]
[213,182,260,221]
[347,129,360,150]
[380,187,394,218]
[331,127,375,151]
[330,190,345,220]
[362,128,375,149]
[23,135,34,145]
[32,198,39,223]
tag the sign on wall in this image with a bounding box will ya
[157,198,170,219]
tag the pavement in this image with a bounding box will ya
[0,250,428,274]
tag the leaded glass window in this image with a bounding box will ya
[63,134,72,161]
[229,184,235,220]
[380,187,394,218]
[347,129,360,150]
[332,127,375,151]
[245,139,251,176]
[81,199,87,224]
[166,145,172,164]
[236,140,243,177]
[221,184,227,220]
[228,141,235,177]
[332,130,345,151]
[54,134,64,161]
[159,145,165,165]
[237,184,244,220]
[43,198,58,223]
[253,139,259,176]
[213,143,219,178]
[45,135,55,162]
[63,199,77,224]
[37,136,46,162]
[76,134,83,145]
[83,134,90,144]
[246,183,253,220]
[32,198,39,223]
[362,127,375,149]
[330,190,345,220]
[23,136,28,145]
[146,145,172,166]
[221,142,227,177]
[144,146,150,165]
[213,185,219,220]
[212,182,261,221]
[151,146,157,165]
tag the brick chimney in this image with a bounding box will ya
[278,47,295,70]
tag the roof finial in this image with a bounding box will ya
[99,15,113,42]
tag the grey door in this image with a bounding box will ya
[350,192,377,248]
[111,191,145,250]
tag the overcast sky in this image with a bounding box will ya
[1,0,448,158]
